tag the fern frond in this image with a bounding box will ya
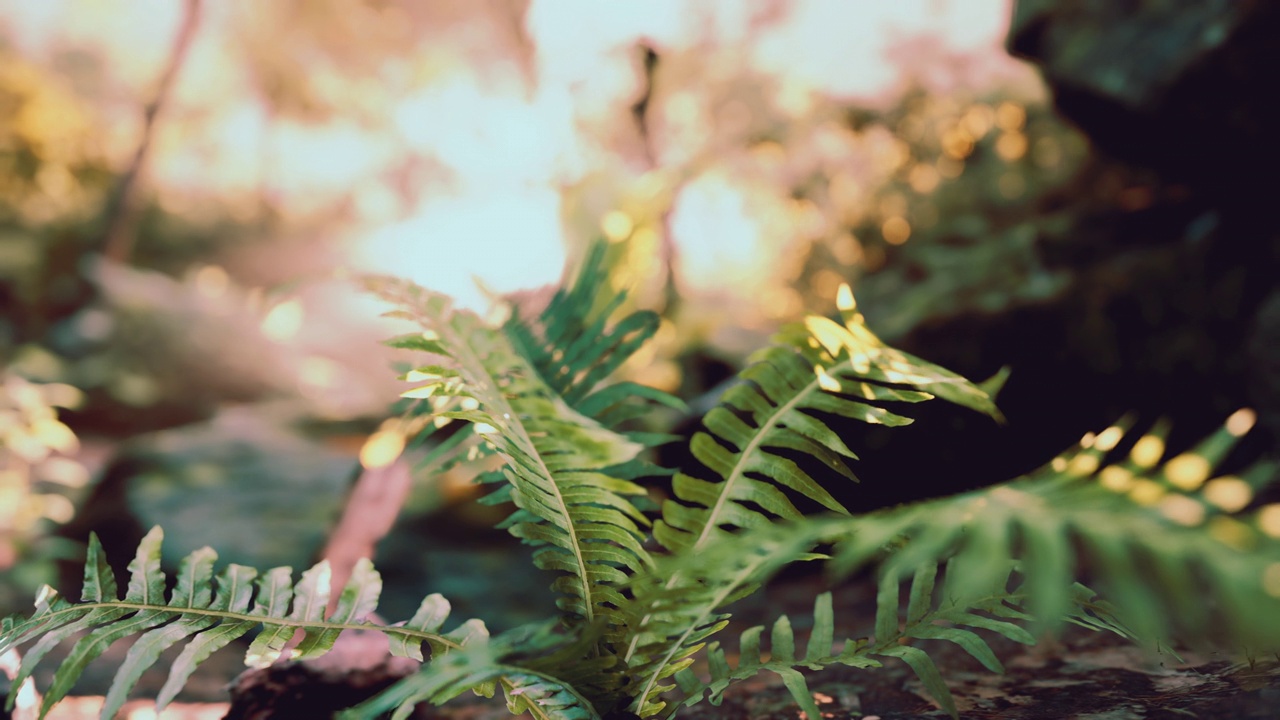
[826,416,1280,651]
[635,524,1037,720]
[367,276,654,656]
[861,563,1034,718]
[341,644,502,720]
[670,568,1037,720]
[645,540,1126,712]
[504,240,686,431]
[0,527,487,720]
[655,412,1280,716]
[671,592,846,720]
[644,413,1279,718]
[623,527,820,717]
[653,290,1001,555]
[626,290,1001,714]
[343,641,600,720]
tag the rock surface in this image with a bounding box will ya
[823,0,1280,511]
[1008,0,1280,196]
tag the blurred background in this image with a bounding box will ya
[2,0,1279,710]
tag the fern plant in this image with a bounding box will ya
[3,242,1279,720]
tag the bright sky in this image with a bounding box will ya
[1,0,1019,310]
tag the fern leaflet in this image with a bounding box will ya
[502,241,687,455]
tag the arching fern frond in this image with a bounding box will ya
[654,413,1280,719]
[0,527,488,720]
[390,242,683,491]
[825,415,1280,651]
[625,289,1002,714]
[652,288,1002,555]
[366,276,654,658]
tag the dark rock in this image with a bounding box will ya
[1009,0,1280,197]
[223,657,409,720]
[1000,0,1280,462]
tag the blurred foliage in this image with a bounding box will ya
[0,48,113,228]
[232,0,430,122]
[829,90,1089,338]
[232,0,532,122]
[0,47,328,435]
[0,374,89,610]
[0,48,112,351]
[0,43,282,324]
[561,56,1091,404]
[1,2,1089,429]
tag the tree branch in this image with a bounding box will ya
[101,0,203,263]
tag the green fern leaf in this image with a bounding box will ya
[652,292,999,555]
[501,678,594,720]
[389,592,452,661]
[624,527,822,717]
[870,562,1042,716]
[34,528,172,718]
[3,538,127,704]
[876,644,953,716]
[828,417,1280,651]
[293,558,382,659]
[243,565,301,668]
[664,414,1279,720]
[671,567,1033,720]
[646,513,1050,720]
[342,644,502,720]
[101,544,218,719]
[155,563,260,710]
[1,527,492,720]
[504,241,685,425]
[669,591,872,718]
[366,275,655,678]
[869,568,962,716]
[628,290,1000,714]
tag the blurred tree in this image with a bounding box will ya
[101,0,202,264]
[0,375,87,611]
